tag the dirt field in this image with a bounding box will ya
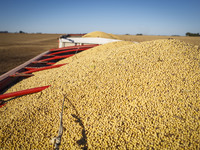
[0,33,61,75]
[0,33,199,76]
[118,35,200,46]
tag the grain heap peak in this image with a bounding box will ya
[82,31,120,39]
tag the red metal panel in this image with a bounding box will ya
[22,63,67,74]
[0,85,50,100]
[50,44,98,52]
[46,62,56,65]
[46,48,89,56]
[35,54,74,62]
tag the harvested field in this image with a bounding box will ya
[83,31,200,46]
[0,33,61,75]
[1,39,199,149]
[118,35,200,46]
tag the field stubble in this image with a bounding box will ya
[0,33,61,75]
[118,35,200,46]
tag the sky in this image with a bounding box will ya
[0,0,199,36]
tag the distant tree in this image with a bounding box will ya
[186,32,190,36]
[19,30,25,33]
[136,33,143,36]
[0,31,8,33]
[171,35,180,36]
[125,34,130,35]
[186,32,200,36]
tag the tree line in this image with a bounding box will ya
[186,32,200,36]
[0,31,41,34]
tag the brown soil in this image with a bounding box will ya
[0,33,62,75]
[118,35,200,46]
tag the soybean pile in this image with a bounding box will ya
[82,31,120,39]
[0,39,200,149]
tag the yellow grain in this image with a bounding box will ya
[0,39,199,149]
[82,31,120,39]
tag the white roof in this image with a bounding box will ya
[60,37,121,45]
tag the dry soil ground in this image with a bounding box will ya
[0,33,61,75]
[118,35,200,46]
[0,33,199,75]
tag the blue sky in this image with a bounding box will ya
[0,0,199,35]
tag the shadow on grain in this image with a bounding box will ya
[66,97,88,150]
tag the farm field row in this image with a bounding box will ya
[0,33,62,75]
[119,35,200,46]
